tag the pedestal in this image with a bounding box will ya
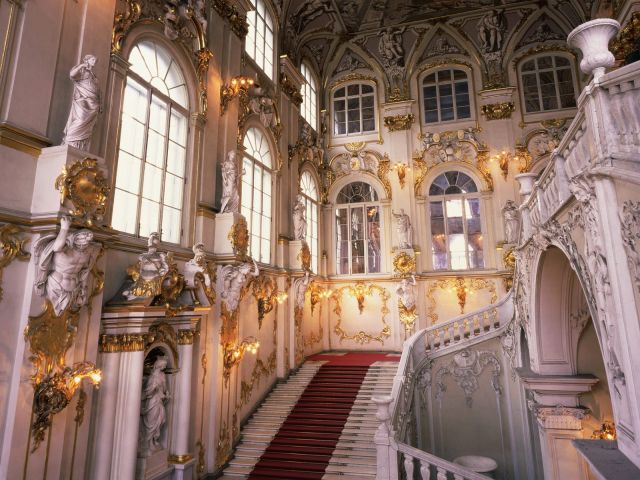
[32,144,108,217]
[214,212,245,257]
[289,240,310,271]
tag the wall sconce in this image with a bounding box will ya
[592,421,616,440]
[392,162,410,189]
[491,149,530,180]
[220,75,255,115]
[222,337,260,385]
[275,291,288,304]
[31,362,101,451]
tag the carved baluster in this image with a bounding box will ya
[428,331,436,351]
[483,310,490,331]
[404,453,414,478]
[436,466,448,480]
[419,459,430,480]
[439,329,446,349]
[448,324,454,345]
[473,315,480,335]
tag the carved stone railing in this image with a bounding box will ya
[373,290,514,480]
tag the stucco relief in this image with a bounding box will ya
[434,349,502,407]
[621,201,640,293]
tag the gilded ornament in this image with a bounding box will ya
[384,114,414,132]
[196,441,205,474]
[177,329,196,345]
[297,242,311,271]
[237,351,277,411]
[611,12,640,63]
[503,248,516,291]
[0,223,30,302]
[168,454,194,464]
[111,0,142,54]
[228,216,249,259]
[328,73,376,91]
[99,333,146,353]
[345,141,366,153]
[216,421,231,468]
[252,275,278,328]
[280,73,303,106]
[413,157,429,195]
[481,102,515,120]
[377,156,392,199]
[196,48,213,115]
[393,252,416,276]
[146,322,179,364]
[55,158,110,226]
[211,0,249,38]
[398,301,418,334]
[331,283,391,345]
[426,277,497,324]
[222,337,259,387]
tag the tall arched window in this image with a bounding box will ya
[422,68,471,124]
[246,0,275,79]
[242,128,273,263]
[333,83,375,136]
[335,182,381,275]
[301,63,318,129]
[112,40,189,244]
[520,55,577,113]
[300,171,319,273]
[429,171,483,270]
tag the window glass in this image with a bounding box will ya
[333,83,376,136]
[301,63,318,129]
[242,128,273,263]
[521,56,577,113]
[245,0,275,79]
[300,171,319,273]
[428,172,483,270]
[112,40,188,244]
[335,182,381,274]
[422,69,471,124]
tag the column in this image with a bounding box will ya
[170,330,195,462]
[90,340,122,480]
[110,338,145,479]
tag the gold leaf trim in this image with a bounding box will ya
[331,283,391,345]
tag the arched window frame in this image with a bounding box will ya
[299,170,320,273]
[110,37,194,245]
[427,170,485,271]
[332,180,383,275]
[245,0,276,80]
[301,62,318,130]
[330,81,377,138]
[418,65,475,126]
[517,53,578,115]
[241,126,274,264]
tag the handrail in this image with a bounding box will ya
[398,442,492,480]
[374,290,515,480]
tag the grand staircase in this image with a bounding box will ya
[219,353,399,479]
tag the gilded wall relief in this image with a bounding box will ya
[236,350,277,412]
[331,282,391,345]
[0,223,30,302]
[426,277,497,325]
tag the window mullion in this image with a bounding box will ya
[157,100,172,238]
[461,195,470,269]
[137,86,153,237]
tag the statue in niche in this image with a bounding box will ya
[293,0,335,33]
[293,194,307,241]
[392,209,413,249]
[478,9,506,53]
[249,87,277,129]
[124,232,170,300]
[396,275,417,310]
[379,27,406,68]
[140,355,169,454]
[502,200,520,244]
[220,259,259,312]
[33,216,101,316]
[220,150,240,214]
[62,55,101,151]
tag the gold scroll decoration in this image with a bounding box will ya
[384,114,415,132]
[228,216,249,259]
[377,155,392,199]
[55,158,110,227]
[481,102,515,120]
[297,242,311,271]
[393,252,416,276]
[331,283,391,345]
[0,223,30,302]
[426,277,497,325]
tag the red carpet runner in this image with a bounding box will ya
[247,353,397,480]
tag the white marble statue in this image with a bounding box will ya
[293,194,307,241]
[184,243,214,302]
[396,275,417,310]
[293,271,311,311]
[379,27,406,68]
[220,259,259,312]
[503,200,520,244]
[33,216,101,316]
[124,232,170,300]
[392,209,413,249]
[62,55,101,151]
[479,9,506,53]
[220,150,240,213]
[140,355,169,454]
